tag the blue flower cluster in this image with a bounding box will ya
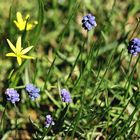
[25,84,40,100]
[82,13,97,31]
[5,88,20,104]
[60,89,72,103]
[128,38,140,56]
[45,115,55,128]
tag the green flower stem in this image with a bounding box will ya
[129,17,140,40]
[65,32,88,84]
[14,85,25,89]
[14,103,23,117]
[124,55,140,99]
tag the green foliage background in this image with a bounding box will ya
[0,0,140,139]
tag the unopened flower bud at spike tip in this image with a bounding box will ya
[25,84,40,100]
[128,38,140,56]
[45,115,55,128]
[60,89,72,103]
[5,88,20,104]
[82,13,97,31]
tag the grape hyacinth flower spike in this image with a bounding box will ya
[25,84,40,100]
[60,89,72,103]
[128,38,140,56]
[82,13,97,31]
[45,115,55,128]
[5,88,20,104]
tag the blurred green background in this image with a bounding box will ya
[0,0,140,139]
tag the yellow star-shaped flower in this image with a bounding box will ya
[14,12,38,31]
[6,36,34,65]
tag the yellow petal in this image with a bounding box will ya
[17,57,22,65]
[7,39,16,53]
[26,24,33,30]
[17,12,24,23]
[34,21,38,25]
[25,14,30,20]
[21,46,34,54]
[14,20,23,31]
[19,22,26,31]
[6,53,16,57]
[14,20,19,27]
[16,36,22,52]
[21,55,35,59]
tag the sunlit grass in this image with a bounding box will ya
[0,0,140,139]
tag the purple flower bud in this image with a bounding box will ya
[128,38,140,56]
[25,84,40,100]
[45,115,55,128]
[60,89,72,103]
[82,13,97,31]
[5,88,20,104]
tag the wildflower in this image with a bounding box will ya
[60,89,72,103]
[82,13,97,31]
[128,38,140,56]
[5,88,20,104]
[6,36,34,65]
[25,84,40,100]
[45,115,55,128]
[14,11,38,31]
